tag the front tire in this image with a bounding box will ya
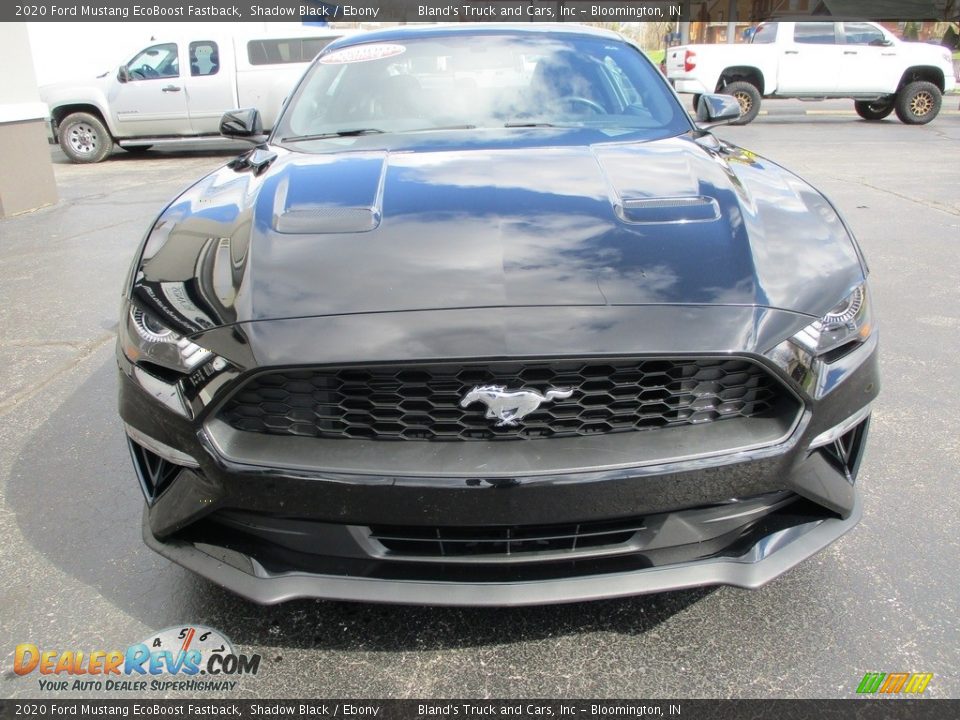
[854,99,894,120]
[58,112,113,163]
[691,94,702,113]
[894,81,942,125]
[722,81,762,125]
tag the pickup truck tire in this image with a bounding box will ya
[722,82,762,125]
[58,112,113,163]
[854,100,894,120]
[691,94,702,113]
[894,81,942,124]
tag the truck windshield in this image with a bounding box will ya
[126,43,179,79]
[751,23,778,44]
[275,33,690,146]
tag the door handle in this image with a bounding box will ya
[162,85,182,93]
[784,50,800,55]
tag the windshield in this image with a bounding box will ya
[275,33,690,145]
[751,22,778,44]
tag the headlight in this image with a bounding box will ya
[120,303,212,374]
[793,283,873,356]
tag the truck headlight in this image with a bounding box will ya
[120,303,212,374]
[793,283,873,356]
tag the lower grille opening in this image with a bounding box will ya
[175,495,833,584]
[128,439,184,502]
[369,517,646,558]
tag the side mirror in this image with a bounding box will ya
[220,108,266,143]
[117,66,131,83]
[695,94,742,128]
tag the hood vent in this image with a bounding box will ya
[274,206,380,234]
[617,196,720,225]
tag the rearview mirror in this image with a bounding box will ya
[695,94,742,128]
[220,108,266,143]
[117,65,131,83]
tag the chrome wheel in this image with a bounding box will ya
[57,112,112,162]
[67,122,99,156]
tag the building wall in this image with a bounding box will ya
[0,22,57,218]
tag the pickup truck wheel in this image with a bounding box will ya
[894,81,941,125]
[854,100,894,120]
[691,94,701,113]
[723,82,761,125]
[58,112,113,163]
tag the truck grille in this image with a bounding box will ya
[217,357,790,441]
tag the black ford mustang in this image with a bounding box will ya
[118,25,878,605]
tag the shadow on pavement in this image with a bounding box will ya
[49,145,244,165]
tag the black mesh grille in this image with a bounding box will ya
[217,357,789,441]
[369,518,646,557]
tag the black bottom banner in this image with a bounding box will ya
[1,700,958,720]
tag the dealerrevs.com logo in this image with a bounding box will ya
[13,625,261,692]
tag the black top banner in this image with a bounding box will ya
[6,0,959,23]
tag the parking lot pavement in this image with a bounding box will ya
[1,109,958,699]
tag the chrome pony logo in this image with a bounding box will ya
[460,386,573,427]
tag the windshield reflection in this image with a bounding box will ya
[277,32,689,146]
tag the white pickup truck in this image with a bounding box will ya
[667,20,956,125]
[40,29,346,162]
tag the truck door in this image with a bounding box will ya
[837,23,900,94]
[777,22,842,94]
[109,42,190,136]
[183,40,237,134]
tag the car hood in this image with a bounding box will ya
[131,131,864,336]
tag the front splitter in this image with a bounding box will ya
[142,493,861,606]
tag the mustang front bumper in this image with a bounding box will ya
[142,495,862,605]
[119,306,878,606]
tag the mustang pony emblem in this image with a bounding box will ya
[459,385,574,427]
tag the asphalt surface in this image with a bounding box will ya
[1,98,958,699]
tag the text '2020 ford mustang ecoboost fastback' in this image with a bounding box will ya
[118,25,878,605]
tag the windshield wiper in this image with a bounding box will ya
[503,121,562,128]
[280,128,385,142]
[409,124,478,132]
[281,125,480,142]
